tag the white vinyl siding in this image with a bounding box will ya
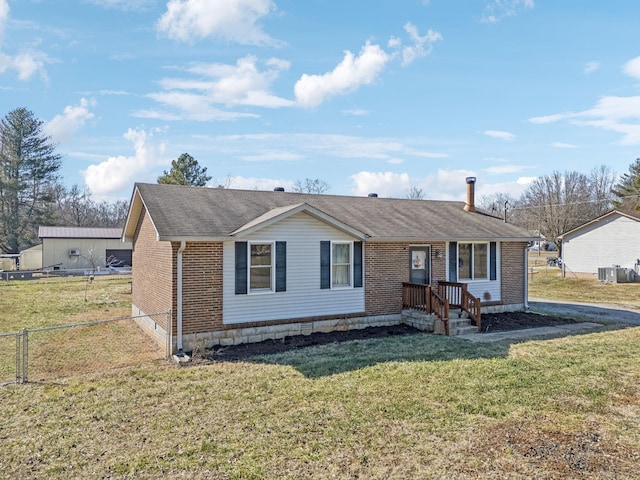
[223,212,364,325]
[562,214,640,274]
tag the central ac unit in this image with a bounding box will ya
[69,249,80,256]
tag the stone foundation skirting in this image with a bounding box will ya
[132,303,527,353]
[132,305,170,352]
[483,303,526,314]
[182,314,403,352]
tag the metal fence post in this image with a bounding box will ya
[21,328,28,383]
[16,331,21,384]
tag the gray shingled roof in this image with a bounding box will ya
[39,226,124,239]
[124,183,538,242]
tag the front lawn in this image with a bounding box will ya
[528,268,640,307]
[1,326,639,478]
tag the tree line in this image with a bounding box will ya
[478,162,640,251]
[2,106,639,254]
[0,108,129,253]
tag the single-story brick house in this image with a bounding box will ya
[123,178,537,353]
[559,210,640,278]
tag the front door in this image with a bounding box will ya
[409,246,431,285]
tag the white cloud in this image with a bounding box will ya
[484,130,515,141]
[350,171,412,197]
[0,0,8,39]
[349,169,535,201]
[476,176,536,200]
[207,132,447,165]
[226,176,294,191]
[528,112,576,124]
[399,22,442,66]
[483,164,528,174]
[156,0,278,45]
[342,108,369,116]
[0,1,50,81]
[350,169,481,200]
[530,93,640,145]
[481,0,534,23]
[294,41,390,108]
[140,55,294,120]
[87,0,155,10]
[44,98,96,143]
[551,142,578,148]
[240,151,303,162]
[623,56,640,79]
[584,61,600,74]
[82,128,167,196]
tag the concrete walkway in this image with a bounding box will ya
[458,298,640,343]
[458,322,604,343]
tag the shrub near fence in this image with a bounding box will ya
[2,312,170,385]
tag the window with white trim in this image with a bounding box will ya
[458,242,488,280]
[249,242,273,291]
[332,242,351,287]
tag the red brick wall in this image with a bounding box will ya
[501,242,528,305]
[364,242,447,316]
[132,207,174,330]
[181,242,223,335]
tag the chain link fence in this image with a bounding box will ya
[1,311,171,385]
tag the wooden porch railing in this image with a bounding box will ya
[402,281,481,334]
[438,281,481,331]
[402,282,449,335]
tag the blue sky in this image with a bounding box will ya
[1,0,639,202]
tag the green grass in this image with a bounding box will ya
[1,328,639,478]
[0,276,162,383]
[1,273,639,478]
[528,268,640,307]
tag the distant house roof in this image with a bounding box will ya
[559,210,640,240]
[38,226,124,239]
[124,183,537,243]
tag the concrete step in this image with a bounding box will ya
[454,325,479,336]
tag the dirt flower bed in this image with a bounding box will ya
[200,311,577,361]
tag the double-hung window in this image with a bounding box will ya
[332,242,351,287]
[249,242,273,292]
[458,242,488,280]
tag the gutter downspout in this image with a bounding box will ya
[177,241,186,352]
[524,246,529,310]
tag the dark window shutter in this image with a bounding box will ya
[275,241,286,292]
[353,241,363,288]
[449,242,457,282]
[235,242,247,294]
[320,241,331,289]
[490,242,497,281]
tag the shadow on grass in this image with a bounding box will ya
[247,333,513,378]
[198,323,628,379]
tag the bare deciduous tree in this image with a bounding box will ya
[405,186,425,199]
[292,178,330,194]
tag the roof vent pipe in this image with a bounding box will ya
[273,187,285,192]
[464,177,476,212]
[368,193,378,198]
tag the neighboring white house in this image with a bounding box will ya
[559,210,640,276]
[39,226,131,271]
